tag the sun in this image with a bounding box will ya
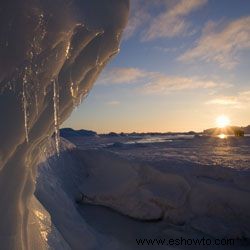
[216,115,230,128]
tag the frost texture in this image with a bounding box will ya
[0,1,129,249]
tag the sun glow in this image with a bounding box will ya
[216,115,230,128]
[218,133,227,139]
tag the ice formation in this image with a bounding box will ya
[0,1,129,249]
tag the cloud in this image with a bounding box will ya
[239,91,250,102]
[123,0,207,41]
[106,101,120,106]
[179,16,250,69]
[98,67,230,94]
[98,68,147,85]
[141,74,227,94]
[154,46,179,53]
[206,91,250,108]
[142,0,207,41]
[206,97,239,106]
[123,0,151,40]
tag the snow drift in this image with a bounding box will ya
[0,1,129,249]
[35,137,250,249]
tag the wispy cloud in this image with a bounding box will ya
[142,0,207,41]
[206,91,250,108]
[154,46,179,53]
[98,68,147,85]
[240,91,250,102]
[106,101,120,106]
[123,0,207,41]
[141,74,228,94]
[206,97,239,106]
[179,16,250,69]
[98,67,230,94]
[123,0,151,40]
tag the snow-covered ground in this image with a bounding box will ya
[35,134,250,249]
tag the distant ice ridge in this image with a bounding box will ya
[0,1,129,249]
[35,137,250,249]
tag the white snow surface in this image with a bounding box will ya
[34,136,250,249]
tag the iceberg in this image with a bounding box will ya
[0,1,129,249]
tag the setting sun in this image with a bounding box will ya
[216,115,231,128]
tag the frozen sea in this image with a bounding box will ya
[66,134,250,170]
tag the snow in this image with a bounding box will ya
[36,138,121,250]
[33,136,250,249]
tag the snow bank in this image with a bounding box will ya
[36,138,250,245]
[77,150,250,239]
[0,1,129,249]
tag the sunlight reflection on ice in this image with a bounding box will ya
[218,134,227,139]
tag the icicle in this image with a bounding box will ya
[78,89,88,106]
[95,52,100,66]
[70,81,78,108]
[35,93,39,116]
[22,72,29,143]
[65,42,71,59]
[53,79,60,156]
[69,71,78,107]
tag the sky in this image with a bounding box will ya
[63,0,250,133]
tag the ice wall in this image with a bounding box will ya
[0,1,129,249]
